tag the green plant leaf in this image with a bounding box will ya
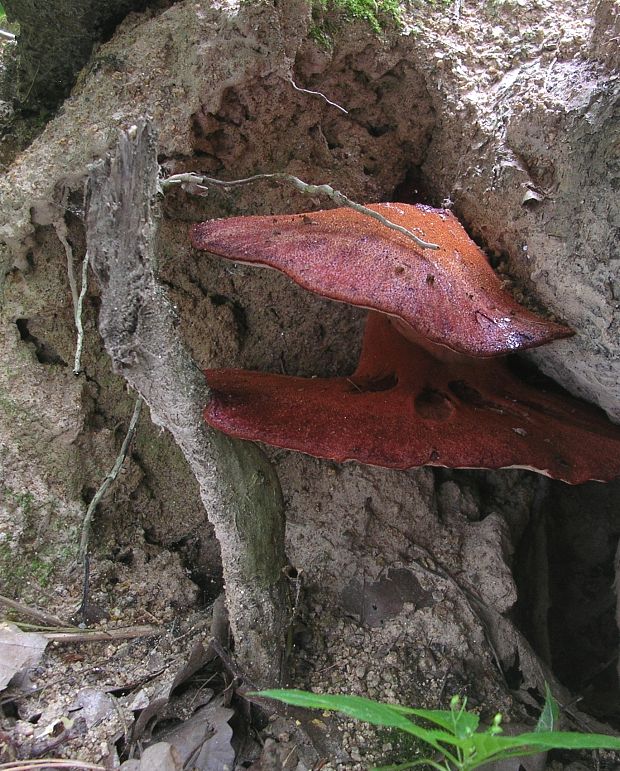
[500,730,620,752]
[259,689,620,771]
[535,684,559,733]
[258,690,455,751]
[464,728,620,765]
[389,704,479,739]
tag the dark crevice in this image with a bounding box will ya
[391,166,438,206]
[16,318,68,366]
[366,124,392,138]
[514,480,620,726]
[3,0,176,112]
[143,527,223,607]
[209,293,248,343]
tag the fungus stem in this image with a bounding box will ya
[161,172,440,250]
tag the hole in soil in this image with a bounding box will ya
[209,294,248,340]
[391,166,437,206]
[514,479,620,725]
[81,486,96,505]
[143,530,223,607]
[1,699,19,719]
[16,318,67,366]
[366,124,392,137]
[502,649,525,690]
[111,546,134,565]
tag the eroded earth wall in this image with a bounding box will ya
[1,0,619,748]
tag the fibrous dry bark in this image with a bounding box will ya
[86,120,290,686]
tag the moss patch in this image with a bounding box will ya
[0,486,79,598]
[311,0,403,44]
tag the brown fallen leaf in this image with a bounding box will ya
[0,622,48,690]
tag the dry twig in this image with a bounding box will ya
[41,624,162,643]
[73,251,89,375]
[0,595,67,627]
[161,171,440,250]
[79,397,142,559]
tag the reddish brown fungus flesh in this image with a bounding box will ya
[190,203,573,358]
[192,202,618,482]
[203,313,620,484]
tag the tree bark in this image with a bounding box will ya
[86,120,290,686]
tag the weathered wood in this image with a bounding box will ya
[85,121,290,685]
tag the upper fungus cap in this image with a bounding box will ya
[190,203,573,358]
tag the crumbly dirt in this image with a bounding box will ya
[1,0,619,768]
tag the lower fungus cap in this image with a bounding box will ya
[203,313,620,485]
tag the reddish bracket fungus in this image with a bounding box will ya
[191,203,572,357]
[204,312,620,484]
[191,203,620,484]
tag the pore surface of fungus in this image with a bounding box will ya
[190,203,573,357]
[203,312,620,484]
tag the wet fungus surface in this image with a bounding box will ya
[190,204,620,484]
[191,203,572,357]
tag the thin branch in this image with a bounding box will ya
[41,624,162,643]
[0,594,67,627]
[54,218,79,314]
[0,760,105,770]
[161,172,440,250]
[288,77,348,114]
[0,29,16,42]
[73,251,89,375]
[79,397,143,559]
[77,552,91,625]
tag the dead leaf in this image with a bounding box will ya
[156,698,235,770]
[0,623,48,690]
[69,687,117,727]
[121,741,183,770]
[131,641,215,743]
[192,706,235,771]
